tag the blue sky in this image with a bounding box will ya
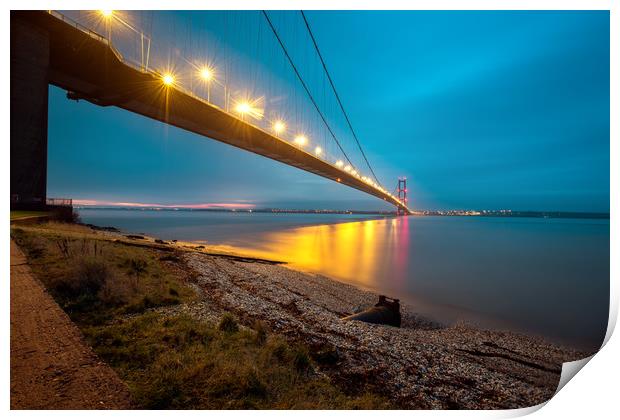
[47,10,609,211]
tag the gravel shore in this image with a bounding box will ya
[12,221,593,409]
[154,249,586,409]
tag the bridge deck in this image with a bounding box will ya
[17,11,410,213]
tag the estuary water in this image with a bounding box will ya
[78,208,609,352]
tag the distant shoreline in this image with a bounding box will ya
[76,206,610,220]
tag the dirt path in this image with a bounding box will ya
[10,240,132,409]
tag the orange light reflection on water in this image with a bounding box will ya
[232,218,411,291]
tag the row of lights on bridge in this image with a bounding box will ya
[99,10,404,206]
[160,69,331,157]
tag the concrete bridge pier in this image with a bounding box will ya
[10,13,50,210]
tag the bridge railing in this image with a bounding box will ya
[47,10,124,63]
[47,12,340,161]
[46,198,73,207]
[45,10,410,212]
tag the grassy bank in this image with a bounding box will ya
[10,210,48,220]
[11,222,391,409]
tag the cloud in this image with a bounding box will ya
[73,199,256,209]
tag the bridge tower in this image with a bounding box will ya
[397,177,408,216]
[10,12,50,210]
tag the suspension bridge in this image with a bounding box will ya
[11,10,411,214]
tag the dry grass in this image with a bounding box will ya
[84,313,391,409]
[10,210,48,220]
[11,225,195,325]
[10,222,392,409]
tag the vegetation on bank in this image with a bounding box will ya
[11,222,391,409]
[10,210,49,220]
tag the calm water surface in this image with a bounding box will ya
[79,209,609,352]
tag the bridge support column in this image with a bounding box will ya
[397,177,408,216]
[10,13,50,210]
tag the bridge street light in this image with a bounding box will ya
[273,120,286,136]
[235,101,251,121]
[162,73,175,86]
[99,10,113,41]
[198,67,214,102]
[232,97,264,122]
[294,135,307,148]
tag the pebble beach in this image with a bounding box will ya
[152,243,587,409]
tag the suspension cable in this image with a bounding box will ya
[261,10,353,167]
[300,11,382,186]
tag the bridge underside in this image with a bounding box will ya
[11,11,410,213]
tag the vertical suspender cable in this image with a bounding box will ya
[262,10,354,167]
[300,11,382,186]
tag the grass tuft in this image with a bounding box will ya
[293,346,312,374]
[252,320,268,345]
[218,312,239,333]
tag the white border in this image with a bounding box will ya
[2,1,615,11]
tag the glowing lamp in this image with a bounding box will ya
[162,73,175,86]
[273,120,286,135]
[235,102,251,114]
[335,160,344,168]
[100,10,113,18]
[294,135,307,147]
[314,146,323,156]
[199,67,213,81]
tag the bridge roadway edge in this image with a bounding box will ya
[11,11,411,214]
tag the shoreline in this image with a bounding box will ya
[75,206,610,220]
[81,220,594,353]
[83,222,591,407]
[12,220,593,408]
[171,235,589,408]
